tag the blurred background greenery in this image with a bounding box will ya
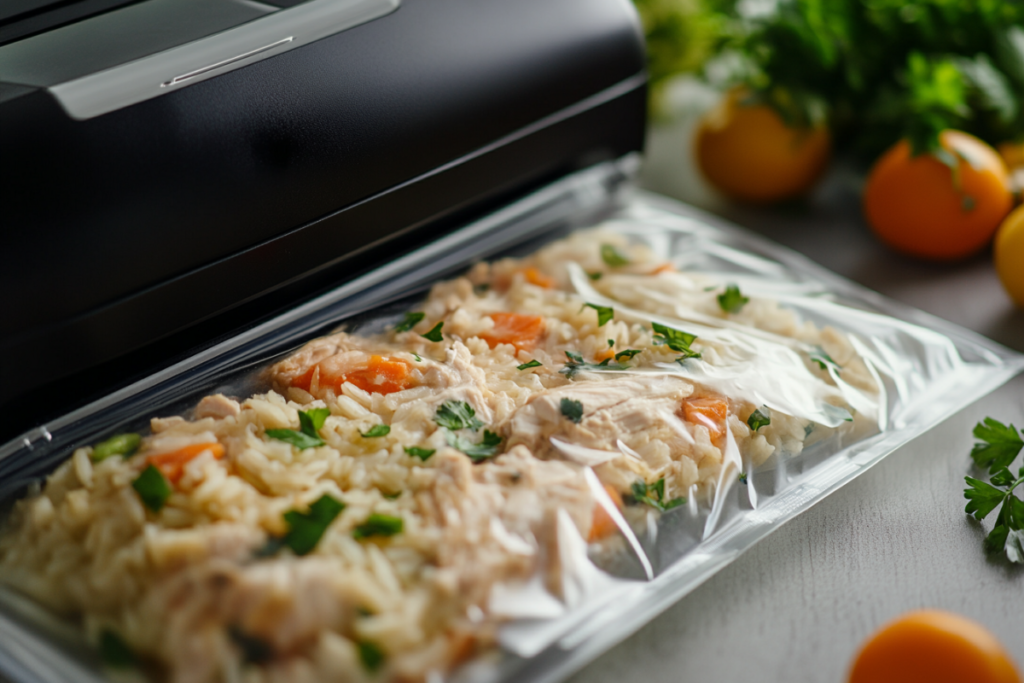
[633,0,1024,158]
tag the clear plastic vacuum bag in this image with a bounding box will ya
[0,158,1021,683]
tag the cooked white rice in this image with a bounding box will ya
[0,229,878,682]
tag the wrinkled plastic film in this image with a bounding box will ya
[0,163,1021,683]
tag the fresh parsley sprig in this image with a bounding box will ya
[963,418,1024,564]
[560,398,584,424]
[282,494,346,556]
[747,407,771,431]
[971,418,1023,473]
[517,359,542,371]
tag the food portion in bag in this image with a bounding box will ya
[0,230,880,682]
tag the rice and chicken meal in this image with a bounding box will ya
[0,229,879,682]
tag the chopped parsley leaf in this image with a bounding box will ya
[360,424,391,438]
[265,429,324,450]
[809,346,841,375]
[600,243,630,267]
[434,400,484,431]
[353,513,404,539]
[473,283,490,295]
[92,433,141,462]
[971,418,1024,474]
[517,359,542,370]
[394,311,425,332]
[587,271,603,281]
[99,629,136,668]
[132,465,172,512]
[560,349,629,379]
[267,407,331,449]
[607,339,615,348]
[358,641,386,672]
[282,494,345,556]
[747,407,771,431]
[421,321,444,342]
[383,491,402,500]
[445,430,502,462]
[581,303,614,326]
[299,407,331,434]
[413,353,422,362]
[614,349,641,361]
[651,322,701,361]
[738,472,748,485]
[404,446,435,461]
[717,284,750,313]
[560,398,584,424]
[804,423,815,437]
[631,477,685,512]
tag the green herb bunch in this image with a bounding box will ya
[963,418,1024,563]
[636,0,1024,156]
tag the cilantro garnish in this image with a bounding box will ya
[607,339,615,347]
[358,641,386,672]
[413,353,422,362]
[560,350,629,379]
[560,398,584,424]
[445,430,502,462]
[132,465,172,512]
[738,472,748,485]
[433,400,484,431]
[971,418,1023,473]
[587,271,603,281]
[809,346,841,375]
[631,477,685,512]
[747,407,771,431]
[582,303,614,326]
[92,433,141,462]
[421,321,444,342]
[360,424,390,438]
[600,243,631,266]
[98,629,136,668]
[282,494,345,556]
[404,446,435,461]
[717,284,749,313]
[651,322,701,362]
[267,407,331,449]
[394,311,425,333]
[963,418,1024,563]
[614,349,641,361]
[517,359,542,370]
[353,513,404,540]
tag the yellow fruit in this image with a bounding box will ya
[863,130,1014,261]
[995,204,1024,307]
[847,610,1022,683]
[694,89,831,203]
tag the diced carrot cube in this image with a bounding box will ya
[588,484,624,542]
[521,266,556,289]
[292,355,412,395]
[594,347,616,362]
[479,313,546,352]
[149,442,225,483]
[682,397,729,439]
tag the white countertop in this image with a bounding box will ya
[567,118,1024,683]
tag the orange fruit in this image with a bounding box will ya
[847,610,1022,683]
[694,89,831,203]
[995,204,1024,307]
[863,130,1013,260]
